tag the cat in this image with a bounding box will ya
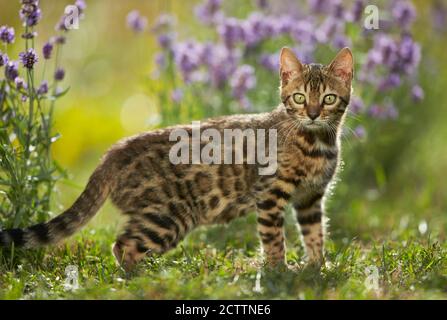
[0,47,353,271]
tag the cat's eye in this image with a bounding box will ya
[293,93,306,104]
[323,94,337,105]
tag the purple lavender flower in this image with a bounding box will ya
[378,73,401,91]
[386,103,399,119]
[218,17,245,48]
[291,19,316,45]
[20,0,39,4]
[242,13,277,47]
[333,34,351,49]
[204,44,240,88]
[308,0,327,13]
[368,103,398,120]
[152,14,176,33]
[54,86,63,96]
[411,85,424,102]
[171,88,184,103]
[19,48,39,69]
[42,42,53,59]
[368,104,384,119]
[292,45,314,64]
[21,31,38,39]
[172,41,203,83]
[219,19,243,47]
[354,125,366,139]
[53,35,66,45]
[5,61,19,81]
[432,0,447,33]
[350,0,364,22]
[19,0,42,27]
[372,35,399,68]
[274,15,294,34]
[315,17,340,43]
[24,9,42,27]
[0,26,15,44]
[37,80,49,95]
[55,15,69,32]
[199,42,214,66]
[239,96,253,110]
[260,53,279,72]
[155,52,167,69]
[230,64,256,100]
[195,0,223,25]
[363,50,381,72]
[157,33,175,50]
[75,0,87,15]
[256,0,269,10]
[308,0,338,15]
[15,77,27,90]
[0,53,8,67]
[126,10,148,33]
[349,97,365,114]
[54,68,65,81]
[398,35,421,74]
[392,0,416,30]
[332,0,345,19]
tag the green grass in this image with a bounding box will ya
[1,205,446,299]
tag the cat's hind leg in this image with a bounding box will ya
[112,211,185,271]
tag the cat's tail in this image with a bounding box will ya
[0,157,115,249]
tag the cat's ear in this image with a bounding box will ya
[279,47,303,85]
[328,47,353,86]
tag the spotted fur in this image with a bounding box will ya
[0,47,353,270]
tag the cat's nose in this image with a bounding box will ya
[307,110,320,120]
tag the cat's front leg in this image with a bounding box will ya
[256,204,286,267]
[254,173,297,267]
[256,184,292,267]
[294,192,325,266]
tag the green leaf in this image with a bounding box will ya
[52,86,71,99]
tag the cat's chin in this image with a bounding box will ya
[302,122,325,132]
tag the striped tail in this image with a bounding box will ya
[0,161,113,249]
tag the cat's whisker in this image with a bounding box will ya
[340,125,357,148]
[345,110,362,122]
[283,120,300,146]
[273,118,295,132]
[277,120,297,145]
[282,120,300,145]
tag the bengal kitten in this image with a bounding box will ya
[0,47,353,271]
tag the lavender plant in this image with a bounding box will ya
[128,0,423,133]
[0,0,86,228]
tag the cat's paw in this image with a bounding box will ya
[263,259,287,272]
[285,262,303,273]
[304,257,325,271]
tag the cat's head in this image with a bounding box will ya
[279,47,353,131]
